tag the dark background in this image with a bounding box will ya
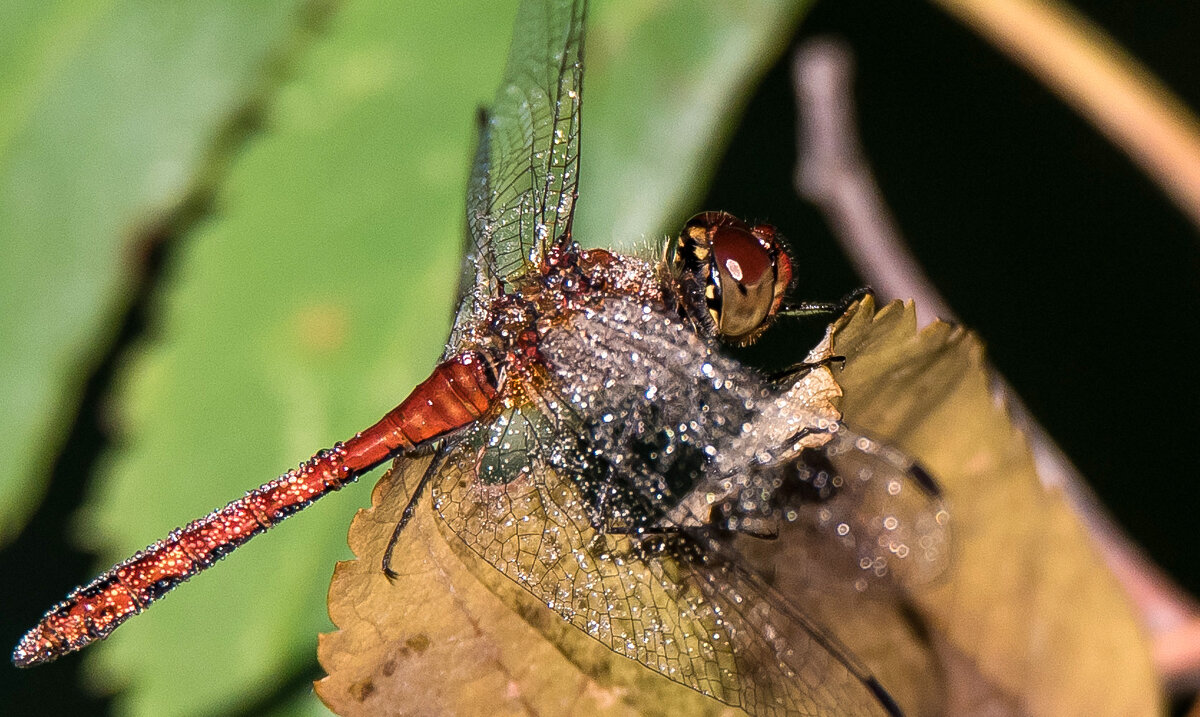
[711,0,1200,604]
[3,0,1198,714]
[711,0,1200,712]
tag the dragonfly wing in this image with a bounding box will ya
[432,296,907,715]
[431,407,899,717]
[465,0,584,287]
[747,422,951,589]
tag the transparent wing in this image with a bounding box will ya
[430,297,940,715]
[432,406,898,717]
[445,114,494,359]
[770,425,950,588]
[465,0,584,288]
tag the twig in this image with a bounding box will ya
[791,40,950,330]
[792,36,1200,691]
[932,0,1200,235]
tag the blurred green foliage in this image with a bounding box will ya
[0,0,313,545]
[1,0,808,714]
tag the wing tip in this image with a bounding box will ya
[865,676,905,717]
[908,461,942,499]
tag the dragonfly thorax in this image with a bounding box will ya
[471,243,668,396]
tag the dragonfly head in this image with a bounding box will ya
[669,211,793,346]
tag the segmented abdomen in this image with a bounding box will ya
[12,351,498,667]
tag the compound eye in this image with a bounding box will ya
[709,225,778,343]
[674,212,792,345]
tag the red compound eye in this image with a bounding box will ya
[712,225,773,292]
[673,211,790,345]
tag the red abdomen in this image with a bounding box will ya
[342,350,499,468]
[13,351,499,667]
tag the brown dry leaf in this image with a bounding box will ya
[316,455,732,717]
[829,296,1162,716]
[317,294,1160,716]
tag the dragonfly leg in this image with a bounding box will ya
[779,286,871,319]
[769,354,847,383]
[382,451,447,580]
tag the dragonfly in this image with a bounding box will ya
[15,0,948,714]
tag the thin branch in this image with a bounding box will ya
[791,40,949,330]
[792,36,1200,691]
[933,0,1200,234]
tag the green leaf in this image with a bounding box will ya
[16,0,815,714]
[0,0,314,541]
[85,3,520,715]
[580,0,809,249]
